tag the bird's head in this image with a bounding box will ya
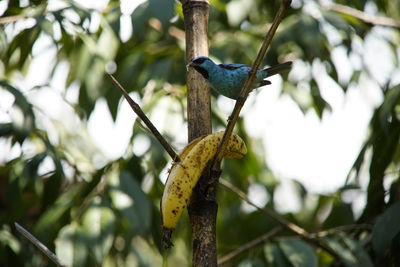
[187,56,216,79]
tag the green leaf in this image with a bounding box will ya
[0,81,35,142]
[97,17,120,60]
[148,0,175,30]
[109,170,152,235]
[264,243,292,267]
[350,70,362,83]
[131,0,175,35]
[323,201,354,229]
[379,85,400,133]
[34,185,84,244]
[0,123,14,138]
[4,26,41,72]
[324,234,373,267]
[372,202,400,256]
[0,226,21,254]
[277,14,330,61]
[238,257,266,267]
[131,1,151,37]
[322,10,353,33]
[37,16,54,37]
[361,105,400,220]
[310,79,332,118]
[0,27,7,58]
[226,0,254,27]
[341,236,374,267]
[81,198,116,265]
[22,152,46,190]
[55,223,87,267]
[278,240,318,267]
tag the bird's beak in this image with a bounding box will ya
[186,61,196,70]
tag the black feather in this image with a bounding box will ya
[263,61,292,77]
[218,63,247,70]
[192,57,208,64]
[193,65,209,79]
[259,80,271,86]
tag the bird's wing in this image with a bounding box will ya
[218,63,249,70]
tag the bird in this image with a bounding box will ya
[187,56,292,100]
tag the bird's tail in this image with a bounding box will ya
[263,61,292,77]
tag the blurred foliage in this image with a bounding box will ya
[0,0,400,266]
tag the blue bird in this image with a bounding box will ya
[187,56,292,100]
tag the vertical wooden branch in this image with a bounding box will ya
[183,0,212,141]
[181,0,215,266]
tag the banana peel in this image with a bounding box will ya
[161,131,247,248]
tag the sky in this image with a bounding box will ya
[1,0,398,214]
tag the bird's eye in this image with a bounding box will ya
[192,57,206,64]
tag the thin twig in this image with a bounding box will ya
[309,224,373,238]
[217,226,283,266]
[219,178,341,260]
[219,178,307,235]
[108,74,181,162]
[14,223,66,267]
[0,14,27,24]
[0,8,61,25]
[211,0,292,178]
[322,3,400,29]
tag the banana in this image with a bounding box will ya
[161,131,247,234]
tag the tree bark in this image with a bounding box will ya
[181,0,216,266]
[183,0,211,141]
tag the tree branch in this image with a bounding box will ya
[108,74,180,162]
[322,3,400,29]
[309,223,373,238]
[217,226,283,266]
[219,178,307,235]
[181,0,215,265]
[0,14,27,24]
[15,223,66,267]
[211,0,292,180]
[219,178,341,261]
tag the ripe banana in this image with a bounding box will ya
[161,131,247,233]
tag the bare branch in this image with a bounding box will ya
[108,74,180,162]
[0,14,27,24]
[309,224,373,238]
[211,0,292,179]
[15,223,66,267]
[217,226,283,266]
[219,178,307,235]
[219,178,341,260]
[322,3,400,29]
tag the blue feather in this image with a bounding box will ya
[188,56,292,100]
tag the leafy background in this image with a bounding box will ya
[0,0,400,266]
